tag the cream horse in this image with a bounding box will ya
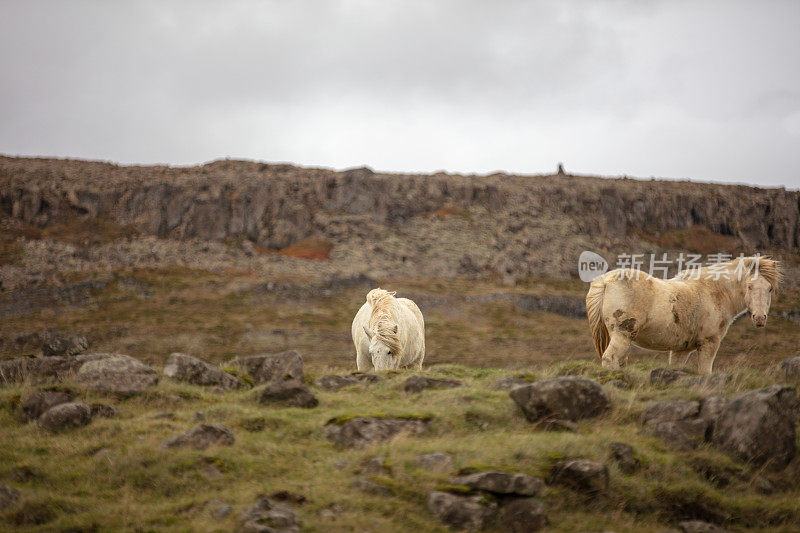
[586,256,781,374]
[352,288,425,371]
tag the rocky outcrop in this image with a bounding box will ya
[641,399,709,450]
[403,376,462,393]
[427,491,497,531]
[163,353,244,390]
[314,373,380,391]
[19,388,75,422]
[609,442,640,474]
[41,333,88,357]
[227,351,303,385]
[74,355,158,396]
[550,459,609,494]
[38,402,92,432]
[711,386,797,470]
[781,356,800,381]
[0,353,122,385]
[258,381,318,408]
[162,424,235,449]
[509,376,609,430]
[239,496,299,533]
[3,156,798,284]
[324,416,431,449]
[450,471,544,497]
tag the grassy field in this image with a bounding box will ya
[1,268,800,531]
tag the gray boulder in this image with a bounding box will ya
[227,350,303,385]
[162,423,235,450]
[404,376,462,393]
[163,353,245,390]
[0,353,120,385]
[417,452,455,473]
[239,497,299,533]
[0,485,20,511]
[609,442,640,474]
[427,491,498,531]
[74,355,158,396]
[550,459,608,494]
[499,498,548,533]
[324,416,431,449]
[711,385,797,470]
[19,388,75,422]
[650,368,691,386]
[314,375,360,391]
[641,399,707,450]
[38,402,92,432]
[451,471,544,497]
[42,333,88,357]
[258,382,318,408]
[509,376,610,428]
[780,356,800,381]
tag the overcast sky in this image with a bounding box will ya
[1,1,799,187]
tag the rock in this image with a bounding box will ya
[677,521,728,532]
[404,376,462,393]
[324,416,431,449]
[698,395,729,439]
[650,369,731,389]
[780,356,800,381]
[89,403,118,418]
[609,442,640,474]
[509,376,610,428]
[38,402,92,432]
[74,355,158,396]
[227,350,304,385]
[360,456,390,476]
[163,353,245,390]
[427,491,498,531]
[649,368,691,386]
[550,459,609,494]
[203,465,223,479]
[607,379,630,390]
[641,399,708,450]
[162,423,235,449]
[209,501,232,520]
[314,375,360,391]
[258,382,318,408]
[42,333,88,357]
[417,452,455,473]
[711,385,797,470]
[0,353,121,385]
[494,377,533,390]
[19,388,75,422]
[239,497,299,533]
[352,477,393,496]
[451,471,544,497]
[499,498,548,533]
[0,485,20,511]
[352,372,381,384]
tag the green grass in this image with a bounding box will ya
[1,362,799,532]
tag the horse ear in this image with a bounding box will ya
[363,326,374,339]
[392,325,398,334]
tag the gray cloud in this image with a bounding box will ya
[1,0,799,187]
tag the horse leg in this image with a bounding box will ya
[697,338,721,375]
[668,349,693,367]
[356,347,371,372]
[601,334,631,370]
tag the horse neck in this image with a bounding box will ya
[705,276,748,318]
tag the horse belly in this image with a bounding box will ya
[635,316,695,352]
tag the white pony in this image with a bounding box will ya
[351,288,425,371]
[586,256,781,374]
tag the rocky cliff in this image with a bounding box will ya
[1,156,798,285]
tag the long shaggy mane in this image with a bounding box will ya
[366,288,402,355]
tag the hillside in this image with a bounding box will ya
[1,156,799,532]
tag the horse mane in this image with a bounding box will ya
[675,256,782,290]
[366,288,402,355]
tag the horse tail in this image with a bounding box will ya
[586,275,609,359]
